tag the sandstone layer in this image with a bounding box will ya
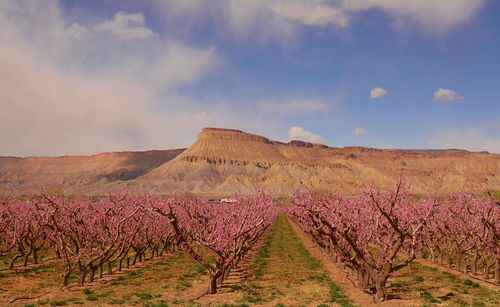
[1,128,499,196]
[0,149,184,195]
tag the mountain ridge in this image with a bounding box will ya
[1,128,499,195]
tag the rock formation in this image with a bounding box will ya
[0,149,184,195]
[1,128,499,195]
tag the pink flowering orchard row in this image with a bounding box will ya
[286,181,500,302]
[0,191,277,294]
[421,191,499,280]
[152,191,278,293]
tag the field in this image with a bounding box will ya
[1,184,499,306]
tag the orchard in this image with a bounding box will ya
[0,184,499,305]
[287,180,500,302]
[0,191,277,294]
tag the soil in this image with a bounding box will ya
[416,258,500,290]
[289,220,422,307]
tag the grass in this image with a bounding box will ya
[175,264,206,290]
[0,250,208,306]
[387,261,500,306]
[2,213,498,306]
[239,212,355,306]
[48,300,68,306]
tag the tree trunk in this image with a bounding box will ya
[61,272,70,287]
[208,273,220,294]
[358,269,371,290]
[132,253,139,265]
[482,263,490,280]
[78,267,87,286]
[429,249,435,263]
[33,247,39,264]
[10,253,23,269]
[471,254,479,275]
[98,263,103,278]
[219,264,231,285]
[23,252,30,266]
[374,276,388,302]
[160,244,166,256]
[107,261,113,275]
[126,257,130,268]
[495,257,500,284]
[88,267,96,283]
[455,253,462,271]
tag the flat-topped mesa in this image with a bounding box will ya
[198,128,272,144]
[198,128,329,148]
[287,140,328,149]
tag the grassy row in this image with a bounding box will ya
[2,251,209,306]
[388,262,500,306]
[237,212,355,307]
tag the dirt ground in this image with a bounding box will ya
[1,213,499,306]
[289,220,423,307]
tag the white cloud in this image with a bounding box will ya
[428,128,500,153]
[434,88,464,102]
[342,0,485,33]
[258,98,330,116]
[140,42,217,89]
[272,1,349,27]
[370,87,388,99]
[152,0,485,40]
[354,127,369,135]
[288,126,326,144]
[95,11,156,39]
[0,0,221,156]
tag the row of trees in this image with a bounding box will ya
[287,181,500,302]
[0,191,277,294]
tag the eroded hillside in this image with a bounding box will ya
[1,128,499,195]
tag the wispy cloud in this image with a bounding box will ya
[272,1,349,27]
[370,87,388,99]
[354,127,369,135]
[0,0,218,156]
[95,11,156,39]
[427,128,500,153]
[258,98,330,116]
[288,126,326,144]
[434,88,464,102]
[342,0,485,33]
[153,0,485,41]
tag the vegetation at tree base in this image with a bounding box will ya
[287,180,500,302]
[0,180,499,305]
[0,191,277,294]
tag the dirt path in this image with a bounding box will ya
[4,251,207,306]
[218,226,271,292]
[193,225,272,305]
[289,218,422,307]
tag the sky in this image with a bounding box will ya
[1,0,500,156]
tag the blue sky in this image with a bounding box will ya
[1,0,499,156]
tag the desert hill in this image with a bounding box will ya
[1,128,499,195]
[0,149,184,194]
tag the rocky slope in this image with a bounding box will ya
[1,128,499,195]
[0,149,184,194]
